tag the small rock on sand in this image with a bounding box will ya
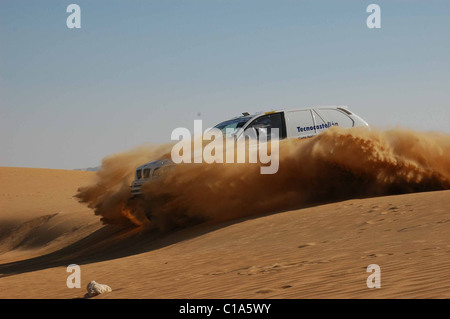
[85,281,112,298]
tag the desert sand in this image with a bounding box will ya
[1,166,450,299]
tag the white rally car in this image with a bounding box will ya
[130,106,369,197]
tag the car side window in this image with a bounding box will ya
[246,113,286,140]
[315,109,354,128]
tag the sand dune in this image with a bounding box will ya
[1,167,450,298]
[0,167,102,263]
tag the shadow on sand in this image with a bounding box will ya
[0,210,282,278]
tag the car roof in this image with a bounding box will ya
[233,105,350,120]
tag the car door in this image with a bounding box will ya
[284,109,316,139]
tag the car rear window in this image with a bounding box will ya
[315,109,354,128]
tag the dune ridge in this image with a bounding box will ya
[0,167,101,262]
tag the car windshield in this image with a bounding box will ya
[214,117,251,136]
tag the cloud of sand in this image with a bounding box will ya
[75,143,174,226]
[76,127,450,229]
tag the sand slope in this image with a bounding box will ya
[1,167,450,298]
[0,167,101,262]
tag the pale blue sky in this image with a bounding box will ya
[1,0,449,169]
